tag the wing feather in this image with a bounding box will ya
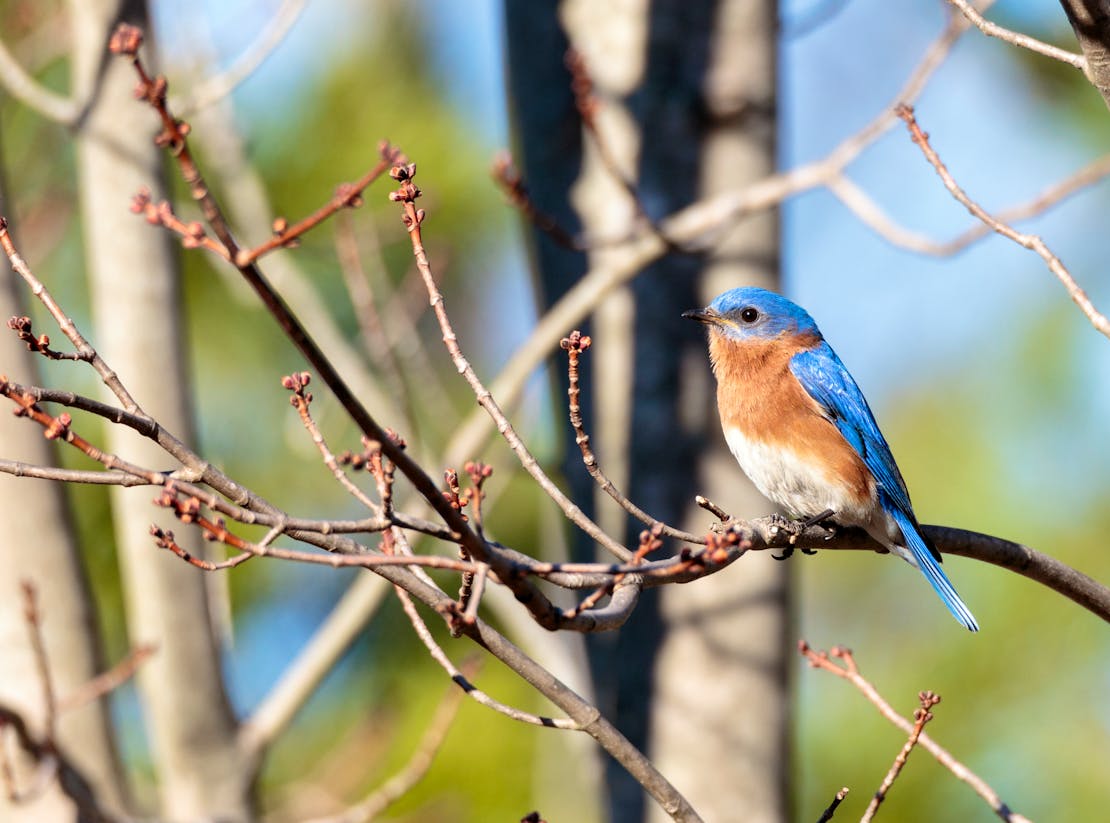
[788,342,913,515]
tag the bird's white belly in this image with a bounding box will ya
[723,426,873,524]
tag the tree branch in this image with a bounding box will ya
[897,104,1110,339]
[1058,0,1110,109]
[800,643,1031,823]
[950,0,1087,69]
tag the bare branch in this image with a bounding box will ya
[860,691,940,822]
[19,582,56,740]
[395,585,578,730]
[0,706,118,822]
[814,786,849,823]
[561,330,702,543]
[174,0,308,115]
[239,575,390,760]
[897,105,1110,339]
[829,152,1110,256]
[0,219,144,412]
[1058,0,1110,109]
[57,645,156,714]
[799,643,1031,823]
[0,30,78,123]
[332,212,414,423]
[445,8,978,470]
[949,0,1087,69]
[300,661,470,823]
[492,152,582,249]
[393,168,634,564]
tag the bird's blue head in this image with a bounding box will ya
[683,287,821,342]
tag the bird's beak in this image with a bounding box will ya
[682,307,719,325]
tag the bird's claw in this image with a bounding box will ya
[767,510,836,559]
[771,544,819,561]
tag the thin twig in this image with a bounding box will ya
[235,157,395,266]
[149,508,479,575]
[948,0,1087,69]
[174,0,308,115]
[443,8,978,472]
[829,153,1110,257]
[860,691,940,822]
[392,165,634,564]
[565,49,666,241]
[283,371,382,514]
[815,786,849,823]
[896,104,1110,339]
[299,661,472,823]
[0,28,78,123]
[130,190,232,260]
[394,585,579,729]
[0,219,144,412]
[19,582,56,740]
[58,645,157,713]
[491,152,582,249]
[799,642,1032,822]
[6,316,91,361]
[561,330,702,543]
[0,460,146,486]
[113,28,574,632]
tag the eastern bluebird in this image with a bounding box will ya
[684,287,978,631]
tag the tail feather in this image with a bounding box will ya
[889,508,979,632]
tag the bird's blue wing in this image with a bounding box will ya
[790,343,979,631]
[788,342,913,514]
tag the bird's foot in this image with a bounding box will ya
[772,544,811,561]
[799,508,837,534]
[768,510,837,560]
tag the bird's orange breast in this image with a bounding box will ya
[708,330,875,513]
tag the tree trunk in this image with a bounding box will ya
[644,5,788,819]
[505,2,787,820]
[69,1,253,819]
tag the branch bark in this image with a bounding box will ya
[1059,0,1110,109]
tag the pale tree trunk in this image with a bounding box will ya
[505,2,787,821]
[0,188,128,820]
[645,4,788,821]
[69,1,253,819]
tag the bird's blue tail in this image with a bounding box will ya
[890,508,979,632]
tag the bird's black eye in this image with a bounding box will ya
[739,307,759,323]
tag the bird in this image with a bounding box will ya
[683,286,978,631]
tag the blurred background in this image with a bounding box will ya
[0,0,1107,820]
